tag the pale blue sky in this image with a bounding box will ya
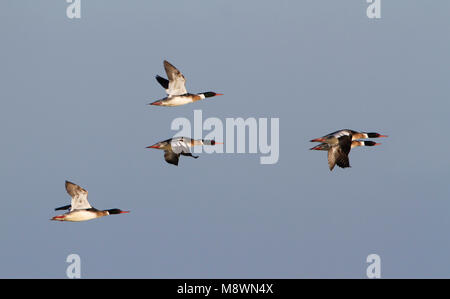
[1,0,449,278]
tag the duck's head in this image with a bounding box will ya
[361,141,381,146]
[202,92,224,98]
[351,140,381,148]
[201,139,224,146]
[366,132,388,138]
[106,209,130,215]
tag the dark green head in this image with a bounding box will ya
[201,139,223,146]
[366,132,388,138]
[202,92,224,98]
[202,139,215,145]
[106,209,130,215]
[363,141,381,146]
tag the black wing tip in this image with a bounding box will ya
[155,75,169,89]
[337,161,351,169]
[163,60,179,71]
[164,155,179,166]
[65,180,79,188]
[163,60,173,67]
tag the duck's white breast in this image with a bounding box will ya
[64,210,99,222]
[163,95,194,106]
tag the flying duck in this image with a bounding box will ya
[149,60,223,107]
[310,134,382,171]
[146,137,221,166]
[51,181,130,222]
[310,129,388,143]
[310,140,381,151]
[310,134,353,171]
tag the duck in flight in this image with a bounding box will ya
[310,129,386,171]
[146,137,222,166]
[310,140,381,151]
[310,129,388,143]
[149,60,223,107]
[51,181,130,222]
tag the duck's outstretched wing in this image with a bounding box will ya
[163,60,187,96]
[65,180,92,211]
[328,136,352,171]
[164,150,180,166]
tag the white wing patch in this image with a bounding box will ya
[167,77,187,96]
[70,193,92,211]
[170,137,192,154]
[65,181,92,211]
[331,130,351,138]
[164,60,188,96]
